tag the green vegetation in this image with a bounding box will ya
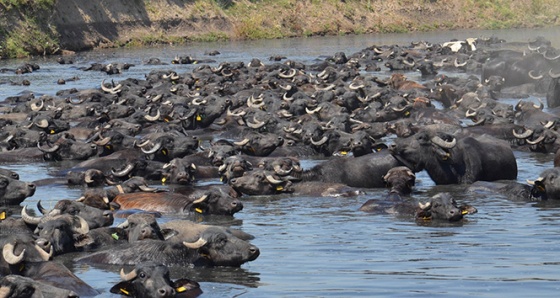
[0,0,559,58]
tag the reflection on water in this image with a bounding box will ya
[1,27,560,297]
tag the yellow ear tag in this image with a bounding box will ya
[111,233,119,240]
[164,117,170,122]
[196,115,202,121]
[161,149,168,156]
[422,216,431,220]
[120,288,130,295]
[19,264,25,272]
[340,151,347,155]
[50,129,55,134]
[195,208,203,214]
[276,186,284,191]
[105,145,112,150]
[161,177,167,184]
[461,210,469,215]
[0,211,5,220]
[220,177,224,182]
[193,61,198,64]
[176,286,187,293]
[404,111,410,116]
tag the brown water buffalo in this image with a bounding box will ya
[111,186,243,216]
[110,262,202,298]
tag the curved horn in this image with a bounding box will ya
[246,117,266,129]
[34,242,53,261]
[528,70,544,80]
[30,99,44,111]
[183,238,208,249]
[543,51,560,60]
[465,109,477,118]
[431,136,456,149]
[454,58,467,67]
[278,68,296,79]
[138,185,158,192]
[37,142,60,153]
[2,243,25,265]
[120,268,138,281]
[349,82,365,90]
[21,205,42,225]
[273,164,292,176]
[35,119,49,128]
[418,201,431,210]
[266,174,284,184]
[526,135,546,145]
[402,59,415,67]
[111,163,135,177]
[73,216,90,234]
[310,135,329,146]
[549,68,560,79]
[192,194,208,204]
[543,120,555,129]
[144,109,161,122]
[101,79,122,94]
[141,142,162,154]
[233,138,250,146]
[306,106,322,114]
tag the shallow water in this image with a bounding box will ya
[2,27,560,297]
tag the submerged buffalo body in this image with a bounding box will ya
[300,150,402,188]
[110,261,202,298]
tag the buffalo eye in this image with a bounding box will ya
[139,272,146,279]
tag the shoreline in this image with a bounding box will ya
[0,0,559,58]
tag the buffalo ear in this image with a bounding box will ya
[73,234,95,248]
[110,281,135,296]
[161,228,179,240]
[416,210,432,220]
[173,278,203,298]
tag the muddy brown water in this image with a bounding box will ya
[1,27,560,297]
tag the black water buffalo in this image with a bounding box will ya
[299,150,402,188]
[0,174,36,205]
[30,214,91,256]
[118,213,176,243]
[111,186,242,216]
[0,275,79,298]
[416,193,477,222]
[359,166,416,213]
[229,169,363,197]
[13,260,100,297]
[528,167,560,200]
[36,199,114,228]
[75,227,260,267]
[110,262,202,298]
[1,234,52,276]
[390,129,517,184]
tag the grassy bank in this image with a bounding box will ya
[1,0,559,58]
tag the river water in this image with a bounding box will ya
[1,27,560,297]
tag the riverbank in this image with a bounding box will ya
[1,0,559,58]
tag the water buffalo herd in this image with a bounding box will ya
[1,34,560,297]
